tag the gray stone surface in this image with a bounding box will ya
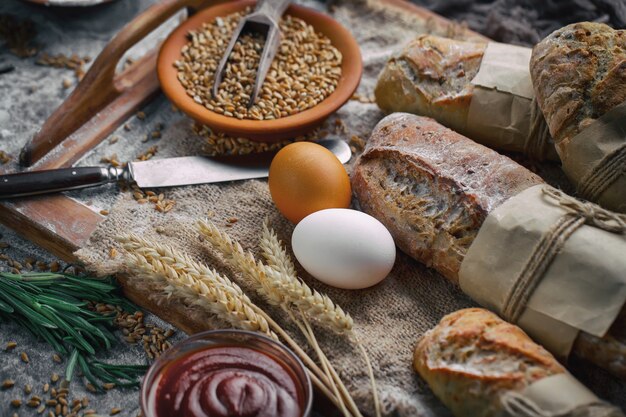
[0,227,186,417]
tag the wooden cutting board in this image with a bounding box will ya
[0,0,486,332]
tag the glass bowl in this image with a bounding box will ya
[140,329,313,417]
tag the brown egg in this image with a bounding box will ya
[269,142,351,223]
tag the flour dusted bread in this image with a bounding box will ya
[530,22,626,152]
[530,22,626,212]
[414,309,625,417]
[351,113,543,282]
[352,113,626,379]
[414,308,565,417]
[375,36,485,136]
[375,35,557,159]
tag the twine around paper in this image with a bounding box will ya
[577,143,626,203]
[501,186,626,324]
[542,187,626,233]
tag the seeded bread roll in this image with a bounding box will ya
[414,309,624,417]
[352,113,544,283]
[375,35,558,160]
[352,113,626,379]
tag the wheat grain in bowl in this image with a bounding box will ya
[174,8,343,121]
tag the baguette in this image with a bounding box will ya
[352,112,626,378]
[375,36,485,138]
[414,308,624,417]
[352,112,543,283]
[530,22,626,154]
[530,22,626,212]
[375,35,558,160]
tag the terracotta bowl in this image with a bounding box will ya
[157,0,362,142]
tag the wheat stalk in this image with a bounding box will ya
[287,307,351,417]
[118,234,273,337]
[197,220,374,417]
[198,219,354,334]
[196,220,361,415]
[260,221,380,417]
[260,220,354,334]
[197,220,282,305]
[117,234,353,416]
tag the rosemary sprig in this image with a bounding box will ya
[0,272,147,390]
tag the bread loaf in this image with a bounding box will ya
[375,36,485,136]
[352,113,543,282]
[530,22,626,212]
[352,113,626,379]
[414,309,624,417]
[375,35,558,160]
[530,22,626,152]
[414,308,565,417]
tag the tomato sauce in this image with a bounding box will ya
[151,345,304,417]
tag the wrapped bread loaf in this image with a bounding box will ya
[352,112,544,282]
[414,308,624,417]
[375,35,558,160]
[352,113,626,378]
[530,22,626,212]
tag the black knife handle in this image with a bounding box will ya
[0,166,123,199]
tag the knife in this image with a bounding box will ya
[0,139,351,199]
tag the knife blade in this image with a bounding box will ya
[0,139,352,199]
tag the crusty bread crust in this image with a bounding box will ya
[375,36,558,160]
[530,22,626,151]
[414,308,565,417]
[353,113,626,380]
[375,35,485,135]
[352,113,544,282]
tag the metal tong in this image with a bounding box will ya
[212,0,291,107]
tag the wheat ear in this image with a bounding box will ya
[259,220,297,277]
[260,220,353,334]
[198,219,354,334]
[118,234,274,337]
[197,220,366,417]
[118,234,352,415]
[260,221,381,417]
[197,219,282,305]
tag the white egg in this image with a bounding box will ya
[291,209,396,289]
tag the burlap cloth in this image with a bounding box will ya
[76,0,625,415]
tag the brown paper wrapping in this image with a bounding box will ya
[521,374,598,411]
[560,100,626,213]
[459,184,626,357]
[466,42,556,160]
[470,42,535,98]
[501,374,622,417]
